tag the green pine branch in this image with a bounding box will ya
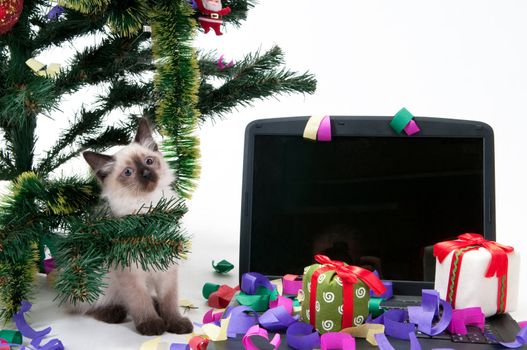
[54,198,190,305]
[198,45,316,121]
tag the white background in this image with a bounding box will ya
[2,0,527,348]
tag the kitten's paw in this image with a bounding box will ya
[136,317,167,335]
[89,305,127,324]
[166,316,193,334]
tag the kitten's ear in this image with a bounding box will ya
[83,151,114,181]
[134,118,158,151]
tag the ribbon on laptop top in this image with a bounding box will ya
[259,306,299,332]
[407,289,452,336]
[242,325,281,350]
[212,259,234,273]
[303,115,332,142]
[241,272,276,295]
[283,274,303,295]
[447,307,484,335]
[375,331,429,350]
[390,108,420,136]
[341,323,385,346]
[286,322,320,350]
[320,332,355,350]
[433,233,513,312]
[236,285,278,312]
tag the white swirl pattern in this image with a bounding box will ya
[338,305,344,315]
[317,273,326,284]
[322,320,334,331]
[323,292,335,303]
[315,301,320,312]
[335,277,343,286]
[355,287,366,299]
[306,309,310,321]
[354,315,364,325]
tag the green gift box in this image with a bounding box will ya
[300,255,386,334]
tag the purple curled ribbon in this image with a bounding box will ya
[499,326,527,349]
[259,306,299,332]
[13,301,64,349]
[286,322,320,350]
[225,306,259,338]
[241,272,275,295]
[407,290,452,336]
[375,332,427,350]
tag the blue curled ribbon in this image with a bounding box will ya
[407,289,452,336]
[286,322,321,350]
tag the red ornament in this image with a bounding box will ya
[195,0,231,36]
[0,0,24,35]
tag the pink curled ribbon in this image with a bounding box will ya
[317,116,331,142]
[203,309,223,324]
[282,274,303,295]
[242,325,280,350]
[447,307,484,335]
[286,322,320,350]
[269,295,293,315]
[320,332,355,350]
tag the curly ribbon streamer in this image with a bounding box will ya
[242,325,280,350]
[226,306,259,338]
[13,301,64,349]
[258,306,299,332]
[283,275,303,295]
[407,289,452,336]
[203,309,224,324]
[202,283,220,299]
[286,322,320,350]
[320,332,355,350]
[212,259,234,273]
[241,272,275,295]
[341,323,385,346]
[390,108,414,134]
[317,116,332,142]
[189,336,209,350]
[208,285,238,309]
[269,295,293,315]
[447,307,484,335]
[0,330,22,344]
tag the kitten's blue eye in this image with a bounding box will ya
[145,157,154,165]
[123,168,134,177]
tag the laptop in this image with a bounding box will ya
[214,116,523,350]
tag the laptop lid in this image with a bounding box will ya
[239,116,495,295]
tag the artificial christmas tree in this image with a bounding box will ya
[0,0,316,320]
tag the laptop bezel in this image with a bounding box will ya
[239,116,495,295]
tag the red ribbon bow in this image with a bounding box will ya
[314,254,386,295]
[433,233,513,278]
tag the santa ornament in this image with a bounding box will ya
[0,0,23,35]
[195,0,230,36]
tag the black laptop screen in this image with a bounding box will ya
[250,135,484,282]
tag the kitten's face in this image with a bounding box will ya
[83,119,174,195]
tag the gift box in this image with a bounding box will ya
[434,233,520,317]
[300,255,386,334]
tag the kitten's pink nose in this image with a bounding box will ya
[142,169,151,178]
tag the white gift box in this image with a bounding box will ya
[435,247,520,317]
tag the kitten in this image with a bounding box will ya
[81,118,193,336]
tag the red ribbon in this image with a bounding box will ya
[433,233,513,278]
[308,255,386,329]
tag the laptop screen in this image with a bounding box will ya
[249,135,484,282]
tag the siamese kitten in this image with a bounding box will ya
[81,119,193,336]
